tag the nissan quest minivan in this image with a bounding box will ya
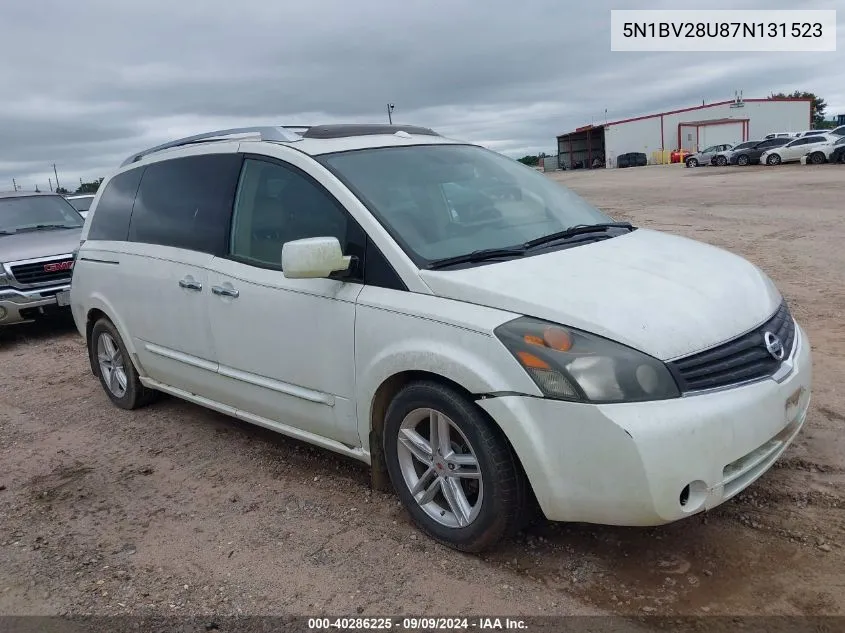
[70,124,812,552]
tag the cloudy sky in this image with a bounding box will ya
[1,0,841,192]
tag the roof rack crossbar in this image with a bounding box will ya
[120,126,303,167]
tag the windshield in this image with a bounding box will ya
[0,195,84,233]
[734,142,758,151]
[319,144,612,264]
[68,196,93,212]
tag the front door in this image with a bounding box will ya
[206,156,364,447]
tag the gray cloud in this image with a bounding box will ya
[1,0,842,191]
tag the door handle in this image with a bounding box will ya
[178,278,202,291]
[211,285,239,298]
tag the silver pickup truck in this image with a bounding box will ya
[0,191,85,326]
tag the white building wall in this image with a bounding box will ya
[602,100,811,167]
[603,117,662,168]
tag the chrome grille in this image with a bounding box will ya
[9,257,75,286]
[668,301,796,393]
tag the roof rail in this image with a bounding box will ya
[120,126,303,167]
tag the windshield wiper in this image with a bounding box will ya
[428,247,526,270]
[522,222,634,250]
[14,223,79,233]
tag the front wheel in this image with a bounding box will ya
[686,158,698,168]
[766,153,782,166]
[715,155,727,166]
[737,154,750,166]
[383,381,528,552]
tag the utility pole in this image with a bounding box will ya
[387,103,395,125]
[12,178,18,191]
[53,163,61,191]
[49,177,53,192]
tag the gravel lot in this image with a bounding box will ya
[1,163,844,618]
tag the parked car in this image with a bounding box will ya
[800,135,845,164]
[711,140,759,166]
[0,191,84,326]
[827,125,845,137]
[730,137,792,166]
[670,149,690,164]
[830,143,845,163]
[763,132,797,140]
[685,144,733,167]
[69,124,813,551]
[761,134,835,165]
[65,193,96,219]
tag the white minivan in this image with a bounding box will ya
[70,124,812,551]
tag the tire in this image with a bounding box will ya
[809,152,825,165]
[766,153,782,166]
[686,158,698,168]
[90,318,156,410]
[715,155,727,166]
[383,380,528,553]
[737,154,749,166]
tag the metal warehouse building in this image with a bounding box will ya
[556,96,812,169]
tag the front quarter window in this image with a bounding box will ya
[319,144,613,266]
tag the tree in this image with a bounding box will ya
[769,91,827,128]
[55,186,70,195]
[75,177,104,194]
[517,155,540,166]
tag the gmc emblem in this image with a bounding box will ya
[44,261,74,273]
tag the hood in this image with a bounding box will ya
[0,227,82,264]
[419,229,781,361]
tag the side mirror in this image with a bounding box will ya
[281,236,352,279]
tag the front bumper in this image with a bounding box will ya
[477,322,812,526]
[0,283,71,325]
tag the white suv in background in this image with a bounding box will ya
[760,134,835,165]
[70,124,812,551]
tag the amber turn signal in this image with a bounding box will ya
[543,326,573,351]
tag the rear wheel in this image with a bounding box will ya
[715,155,727,166]
[90,318,156,410]
[737,154,750,166]
[383,380,528,552]
[686,158,698,168]
[766,153,782,166]
[809,152,825,165]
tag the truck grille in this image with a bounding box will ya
[668,301,796,393]
[9,257,75,286]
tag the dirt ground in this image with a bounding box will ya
[1,163,844,619]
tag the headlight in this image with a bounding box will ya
[494,317,680,403]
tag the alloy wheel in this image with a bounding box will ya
[396,408,483,528]
[97,332,128,398]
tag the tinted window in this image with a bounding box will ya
[804,136,827,144]
[786,138,809,147]
[835,137,845,146]
[229,158,348,267]
[87,168,144,241]
[129,154,242,255]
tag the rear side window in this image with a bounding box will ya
[87,168,144,241]
[129,154,242,255]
